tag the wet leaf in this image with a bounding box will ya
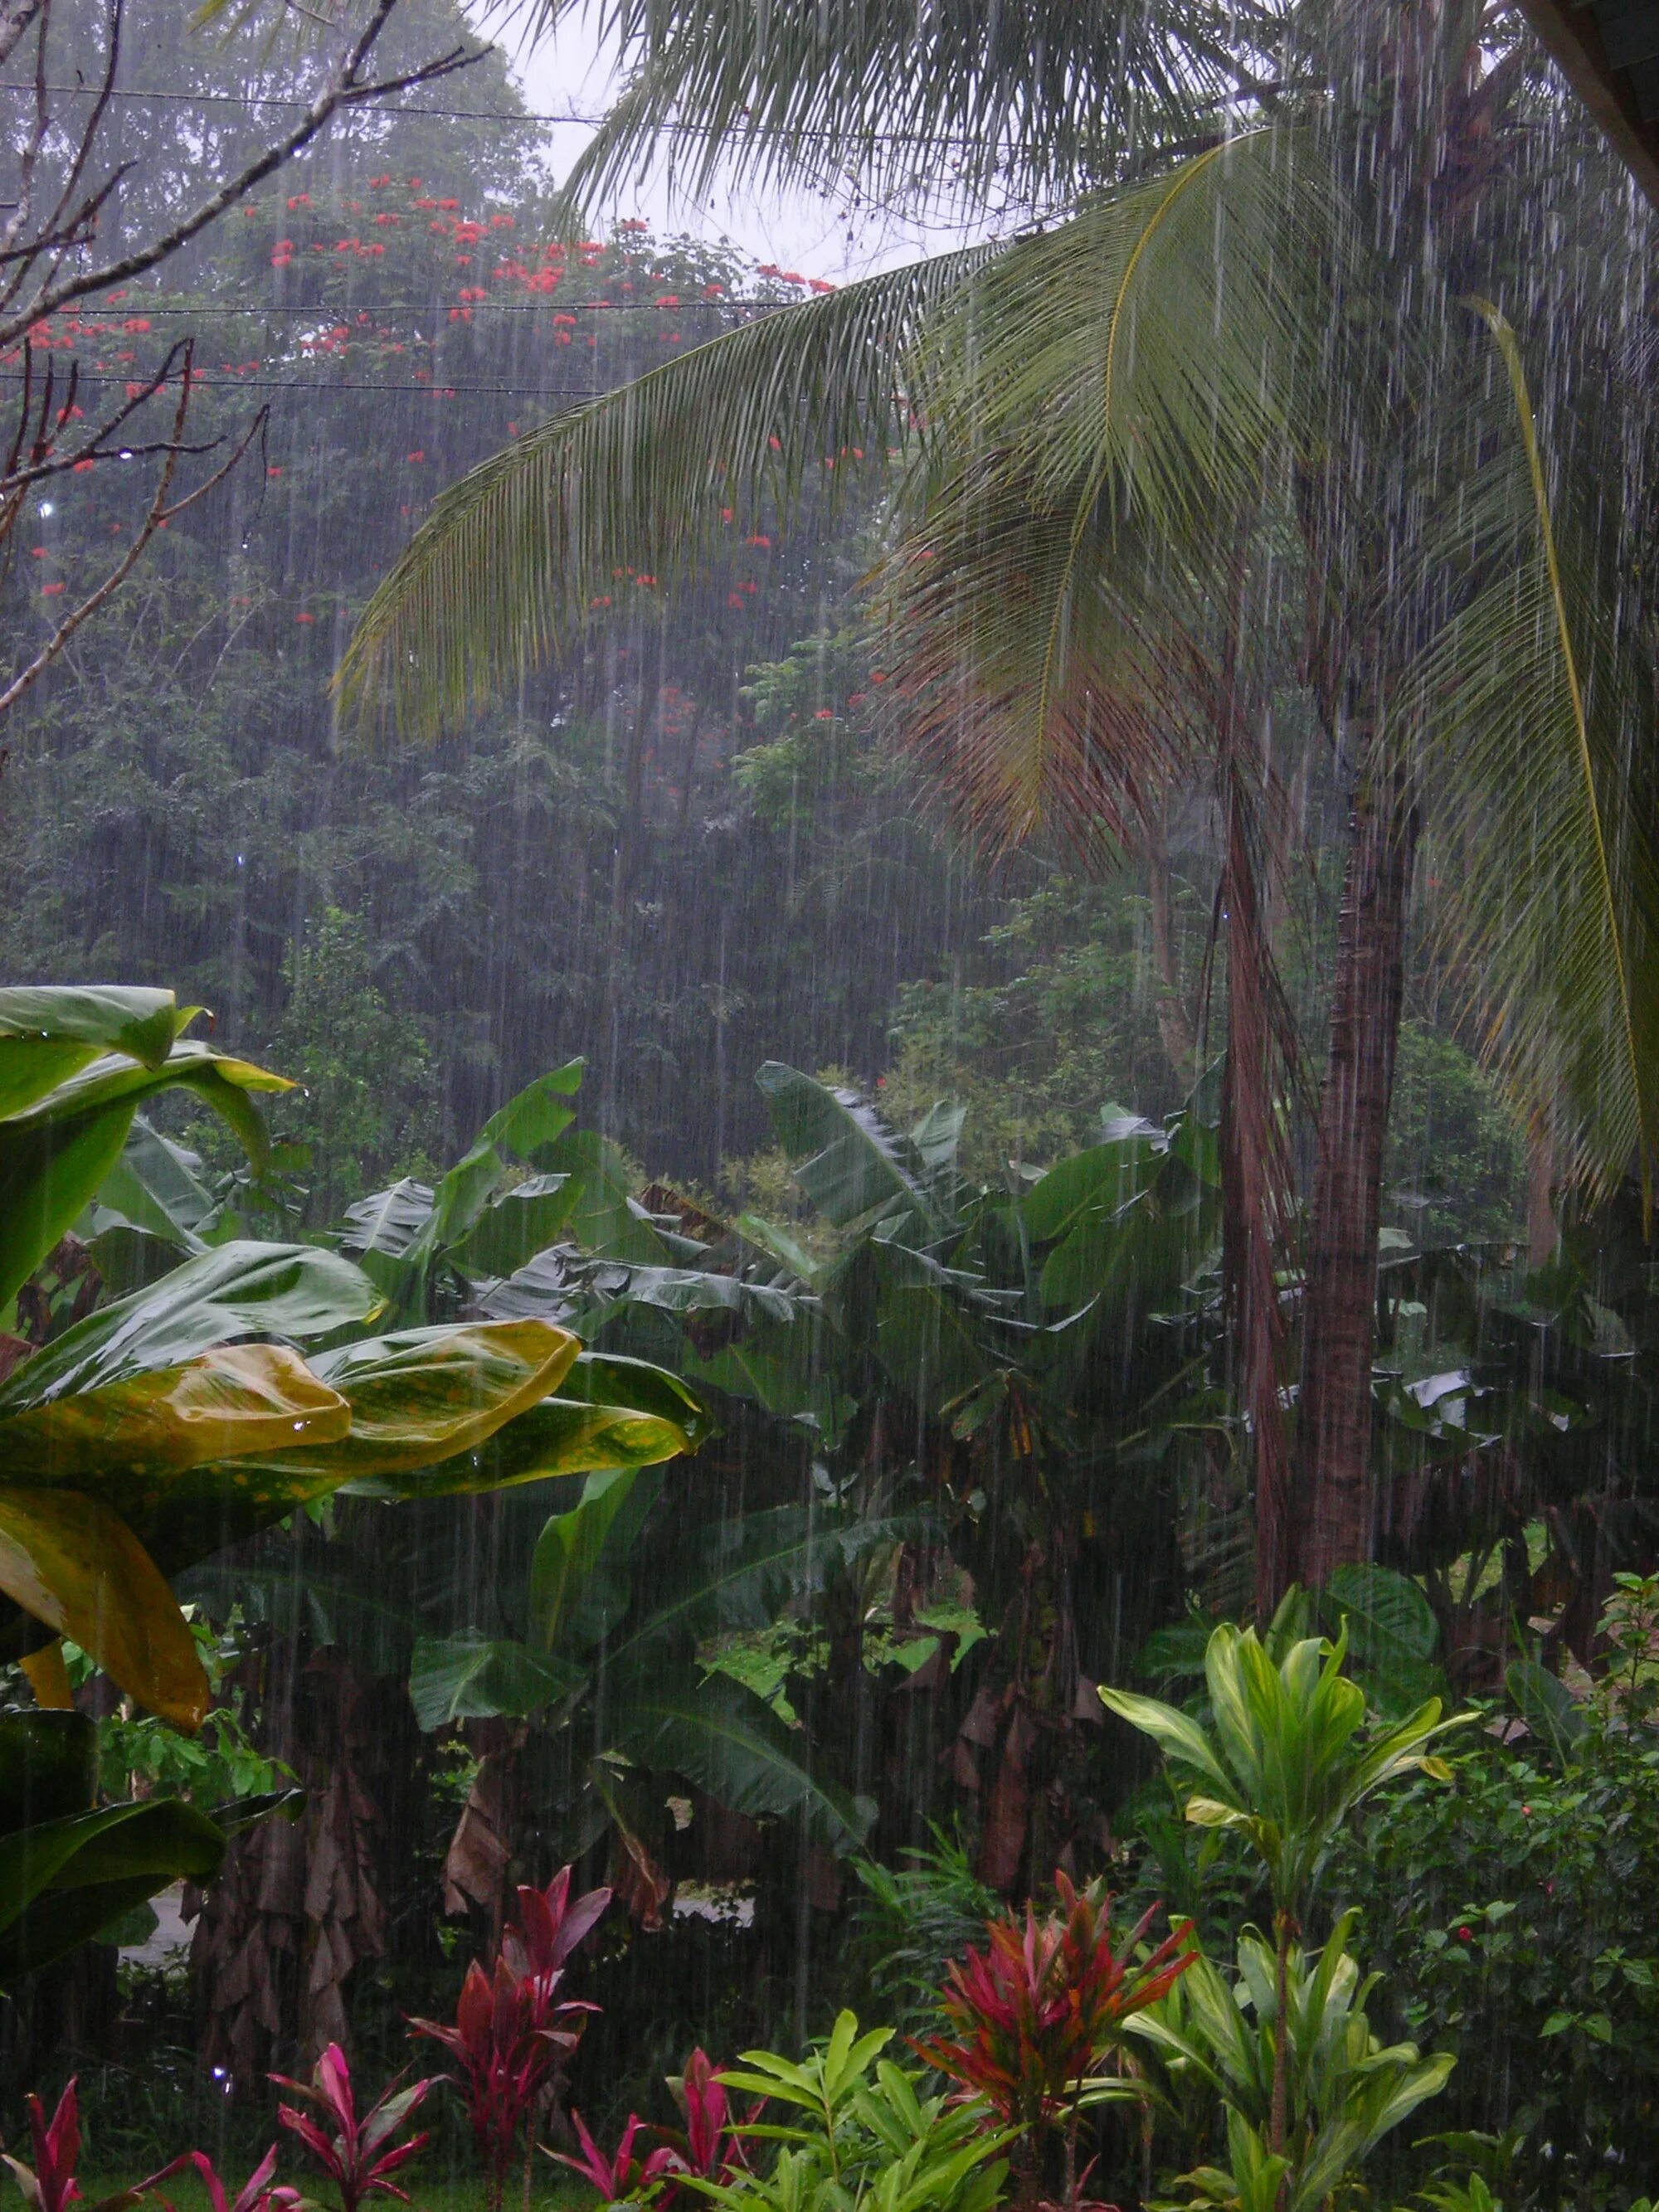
[409,1632,584,1728]
[0,1242,383,1408]
[0,1796,226,1981]
[0,1489,209,1728]
[1,1344,350,1481]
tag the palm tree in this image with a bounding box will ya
[339,1,1659,1597]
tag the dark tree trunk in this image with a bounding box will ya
[1220,759,1294,1621]
[1295,758,1418,1585]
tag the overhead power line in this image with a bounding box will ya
[0,80,990,145]
[0,369,606,397]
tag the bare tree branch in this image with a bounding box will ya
[0,0,482,348]
[0,345,268,716]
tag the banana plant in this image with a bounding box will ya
[0,988,711,1969]
[0,984,290,1320]
[406,1472,878,1864]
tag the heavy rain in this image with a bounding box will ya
[2,2,1658,2209]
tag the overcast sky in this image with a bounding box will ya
[499,14,971,280]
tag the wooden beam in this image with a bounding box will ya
[1518,0,1659,208]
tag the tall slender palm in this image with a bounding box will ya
[341,1,1659,1595]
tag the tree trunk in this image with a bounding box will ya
[1295,758,1418,1586]
[1220,758,1294,1622]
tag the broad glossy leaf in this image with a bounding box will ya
[0,1046,288,1314]
[534,1128,672,1262]
[612,1672,873,1851]
[581,1263,800,1325]
[414,1139,507,1265]
[477,1059,585,1160]
[0,1796,226,1981]
[274,1319,579,1476]
[1506,1658,1588,1762]
[0,988,182,1117]
[454,1175,580,1276]
[1,1344,349,1483]
[0,1488,209,1728]
[562,1350,716,1446]
[0,1242,383,1408]
[1021,1133,1165,1242]
[362,1393,701,1500]
[408,1631,584,1728]
[470,1245,579,1321]
[339,1177,435,1261]
[530,1469,640,1650]
[756,1062,940,1234]
[1325,1564,1443,1713]
[95,1119,216,1246]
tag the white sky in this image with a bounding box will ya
[499,14,969,280]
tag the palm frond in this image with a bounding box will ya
[866,130,1328,854]
[338,250,990,737]
[500,0,1284,220]
[1413,306,1659,1200]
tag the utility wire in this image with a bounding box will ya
[0,80,994,145]
[0,369,606,396]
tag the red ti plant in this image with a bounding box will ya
[549,2112,683,2206]
[658,2049,748,2190]
[409,1868,611,2212]
[4,2081,297,2212]
[3,2080,90,2212]
[272,2043,432,2212]
[912,1875,1194,2209]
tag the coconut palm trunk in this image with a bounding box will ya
[1296,752,1418,1583]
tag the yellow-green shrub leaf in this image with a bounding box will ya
[0,1344,350,1481]
[0,1489,208,1729]
[259,1318,581,1478]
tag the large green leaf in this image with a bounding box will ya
[0,1242,383,1407]
[476,1059,586,1160]
[0,1044,289,1311]
[757,1062,942,1236]
[0,1344,350,1482]
[612,1672,873,1852]
[1020,1129,1166,1242]
[262,1319,580,1478]
[375,1349,715,1495]
[408,1632,584,1729]
[0,1796,226,1981]
[0,1488,209,1728]
[454,1176,581,1277]
[339,1178,435,1262]
[530,1468,642,1650]
[0,987,183,1117]
[534,1129,674,1262]
[92,1120,216,1247]
[1324,1565,1443,1713]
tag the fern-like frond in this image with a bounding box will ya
[501,0,1284,220]
[868,130,1328,854]
[338,250,990,737]
[1413,308,1659,1199]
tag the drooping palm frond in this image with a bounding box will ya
[1413,306,1659,1201]
[504,0,1289,221]
[866,130,1329,853]
[337,249,991,738]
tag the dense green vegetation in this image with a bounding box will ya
[5,2,1659,2211]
